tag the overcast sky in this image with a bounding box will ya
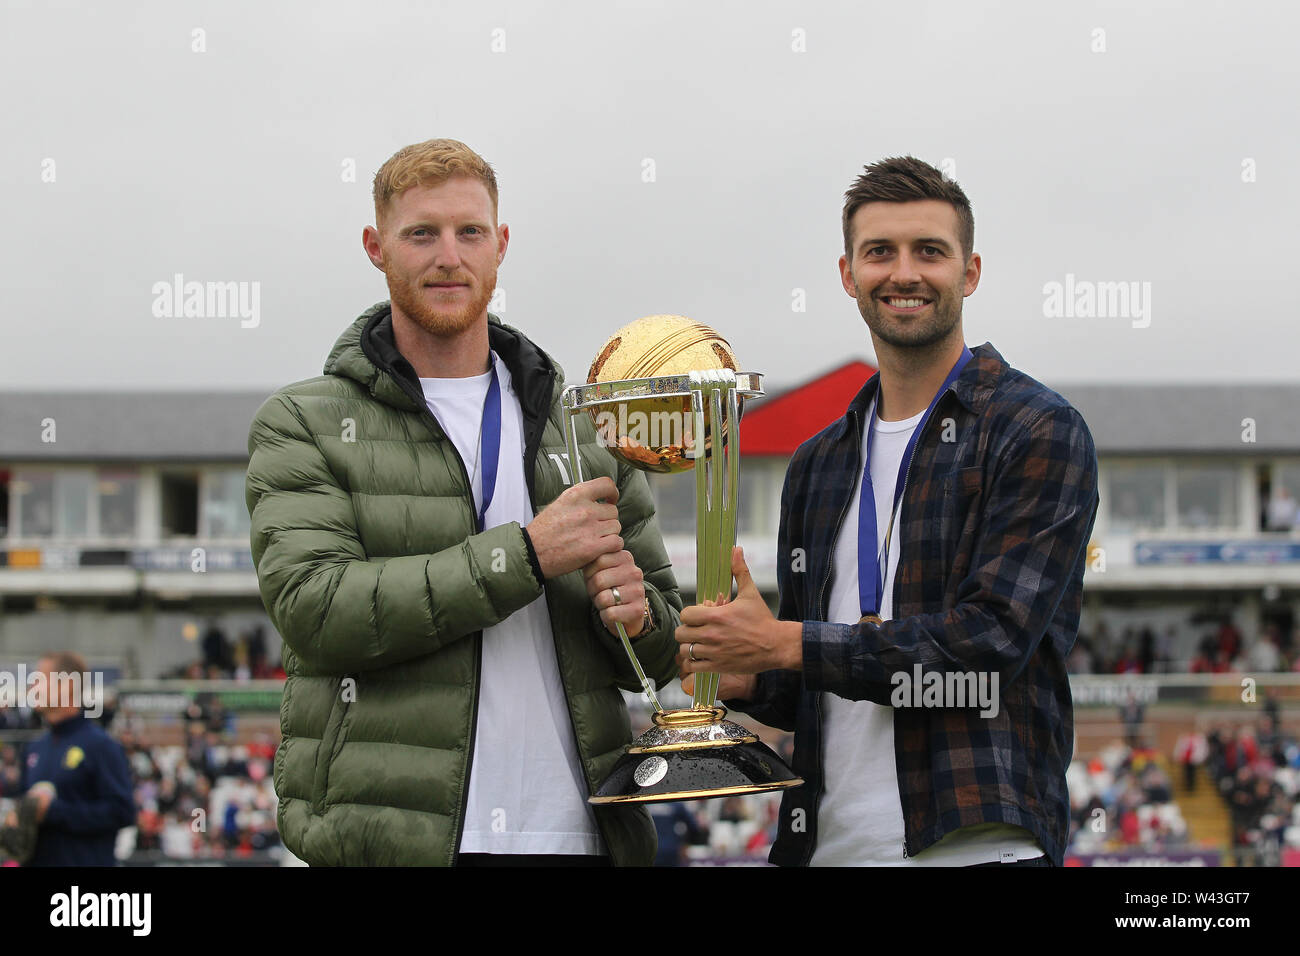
[2,0,1296,394]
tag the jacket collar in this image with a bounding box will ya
[49,713,87,737]
[324,301,560,417]
[833,341,1009,441]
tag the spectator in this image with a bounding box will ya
[1266,487,1297,532]
[1066,638,1093,674]
[0,746,23,798]
[1115,643,1142,675]
[1138,626,1156,674]
[1263,692,1281,733]
[201,621,231,676]
[649,802,708,867]
[1174,732,1208,792]
[10,652,135,866]
[1248,628,1282,673]
[1120,692,1146,749]
[1217,619,1243,665]
[1189,637,1217,674]
[246,625,268,679]
[1155,625,1177,674]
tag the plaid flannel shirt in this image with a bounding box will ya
[730,342,1099,866]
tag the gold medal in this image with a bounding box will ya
[859,612,883,626]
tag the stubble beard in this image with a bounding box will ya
[387,267,497,338]
[855,283,963,353]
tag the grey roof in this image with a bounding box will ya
[1049,383,1300,455]
[1,382,1297,461]
[0,392,275,461]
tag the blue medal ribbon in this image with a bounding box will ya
[475,359,502,533]
[857,346,972,622]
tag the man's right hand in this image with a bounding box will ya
[526,476,624,579]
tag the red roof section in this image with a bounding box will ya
[739,360,877,455]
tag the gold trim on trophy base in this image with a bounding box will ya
[587,778,805,805]
[627,735,760,755]
[651,706,728,728]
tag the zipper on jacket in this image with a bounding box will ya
[365,326,562,863]
[390,363,486,863]
[422,392,482,864]
[426,388,484,865]
[442,367,614,861]
[451,637,483,864]
[382,335,609,861]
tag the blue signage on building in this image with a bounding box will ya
[1134,540,1300,565]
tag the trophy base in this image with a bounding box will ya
[588,706,803,805]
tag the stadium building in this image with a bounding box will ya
[2,363,1298,867]
[1,365,1298,676]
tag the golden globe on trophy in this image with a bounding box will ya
[562,315,803,804]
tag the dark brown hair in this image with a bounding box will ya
[842,156,974,260]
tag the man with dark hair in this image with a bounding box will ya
[5,652,135,866]
[675,156,1099,866]
[246,138,682,866]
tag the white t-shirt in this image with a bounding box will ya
[810,396,1044,866]
[420,352,603,856]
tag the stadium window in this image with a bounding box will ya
[11,469,93,539]
[1265,461,1300,533]
[13,470,55,537]
[1106,462,1167,533]
[201,468,250,540]
[1174,463,1239,531]
[160,470,200,538]
[54,471,93,538]
[96,469,139,539]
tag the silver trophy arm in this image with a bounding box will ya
[561,391,664,713]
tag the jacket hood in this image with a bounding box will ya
[323,301,562,415]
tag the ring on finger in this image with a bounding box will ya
[688,642,699,663]
[611,586,622,606]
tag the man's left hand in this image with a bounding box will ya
[675,547,803,675]
[584,550,649,638]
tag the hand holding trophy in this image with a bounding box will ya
[562,315,802,804]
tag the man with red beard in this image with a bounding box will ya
[245,139,682,866]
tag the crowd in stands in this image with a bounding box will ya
[162,623,284,682]
[4,655,1298,866]
[1067,618,1300,675]
[1175,700,1300,866]
[1066,743,1188,854]
[116,695,282,862]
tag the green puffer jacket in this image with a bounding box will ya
[245,302,683,866]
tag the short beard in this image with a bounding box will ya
[855,286,962,351]
[387,269,496,338]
